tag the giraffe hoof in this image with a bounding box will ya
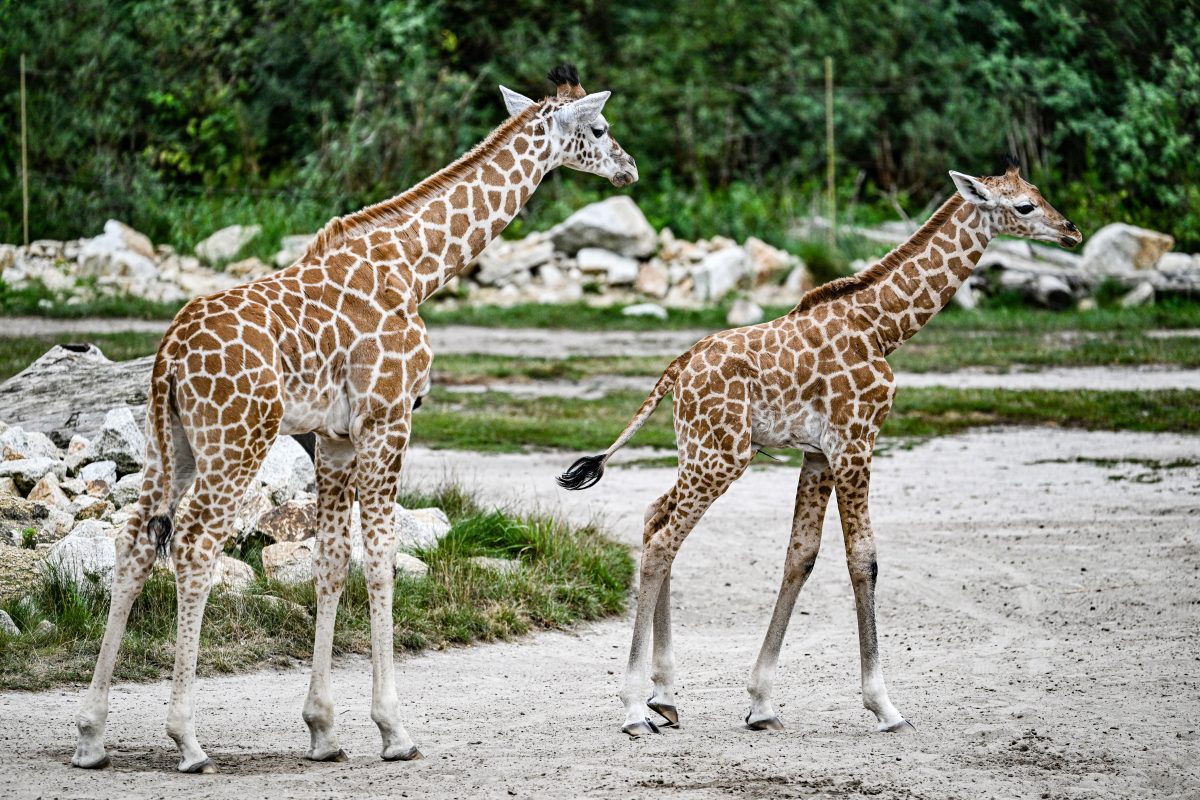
[882,719,917,734]
[382,746,423,762]
[647,700,679,728]
[179,758,216,774]
[622,719,660,737]
[71,753,111,770]
[746,715,785,732]
[309,748,349,762]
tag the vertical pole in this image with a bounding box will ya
[824,56,835,248]
[20,54,30,247]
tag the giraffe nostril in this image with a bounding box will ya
[1065,220,1078,232]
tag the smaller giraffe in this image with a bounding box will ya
[558,163,1082,736]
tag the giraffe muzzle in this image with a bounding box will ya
[611,156,639,187]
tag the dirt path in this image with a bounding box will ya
[1,428,1197,799]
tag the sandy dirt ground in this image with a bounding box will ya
[1,427,1197,799]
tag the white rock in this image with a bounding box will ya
[0,427,62,461]
[474,238,555,285]
[634,259,669,298]
[621,303,668,320]
[395,507,452,551]
[225,257,270,279]
[0,458,67,494]
[1156,252,1200,272]
[43,519,117,588]
[576,248,639,284]
[538,263,567,289]
[254,436,315,505]
[110,471,142,508]
[1120,281,1155,307]
[692,247,750,302]
[212,555,255,591]
[1081,223,1174,275]
[78,407,145,476]
[548,196,657,258]
[0,610,18,636]
[35,619,57,635]
[726,298,764,327]
[0,477,18,498]
[195,224,261,263]
[784,264,813,295]
[261,539,314,584]
[77,220,159,284]
[27,472,72,511]
[275,234,315,268]
[79,460,117,486]
[743,237,797,283]
[394,553,429,578]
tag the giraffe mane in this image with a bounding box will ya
[302,103,545,262]
[794,194,966,313]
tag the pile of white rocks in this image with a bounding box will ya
[0,408,450,612]
[0,198,811,326]
[828,217,1198,310]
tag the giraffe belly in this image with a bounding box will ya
[750,404,825,453]
[279,387,353,439]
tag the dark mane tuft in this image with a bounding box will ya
[794,194,966,313]
[547,63,581,87]
[1003,153,1021,172]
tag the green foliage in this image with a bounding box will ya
[20,527,36,549]
[0,1,1195,253]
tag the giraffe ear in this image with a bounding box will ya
[949,170,994,206]
[499,85,537,116]
[553,91,611,128]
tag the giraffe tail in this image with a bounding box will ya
[145,362,177,559]
[556,351,688,491]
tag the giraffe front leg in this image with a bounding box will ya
[833,450,913,733]
[746,453,833,731]
[356,428,421,762]
[303,437,356,762]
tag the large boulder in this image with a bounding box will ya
[261,539,315,584]
[692,247,750,302]
[195,224,261,263]
[43,520,117,588]
[548,197,657,258]
[256,496,317,543]
[1080,223,1174,275]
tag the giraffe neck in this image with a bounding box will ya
[307,106,555,307]
[851,196,991,354]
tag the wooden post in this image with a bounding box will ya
[824,56,835,247]
[20,53,30,246]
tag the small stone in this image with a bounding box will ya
[1120,281,1155,307]
[212,555,255,591]
[621,302,668,320]
[80,460,118,487]
[195,224,262,263]
[0,477,17,498]
[75,500,114,522]
[469,556,521,574]
[726,298,765,327]
[27,473,72,511]
[634,259,669,298]
[576,248,639,284]
[0,427,62,461]
[35,619,56,636]
[0,610,19,636]
[110,472,142,507]
[692,247,750,302]
[394,553,429,578]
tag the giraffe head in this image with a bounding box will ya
[948,161,1082,248]
[499,64,638,187]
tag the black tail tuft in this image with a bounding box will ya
[557,454,606,491]
[149,514,174,559]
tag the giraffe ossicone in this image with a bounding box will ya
[71,63,637,774]
[557,163,1082,737]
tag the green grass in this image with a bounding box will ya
[0,332,166,382]
[411,386,1200,455]
[0,279,184,320]
[0,483,634,691]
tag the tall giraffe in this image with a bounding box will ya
[72,64,637,773]
[558,163,1082,736]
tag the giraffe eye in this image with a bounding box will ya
[1014,203,1035,215]
[591,126,607,138]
